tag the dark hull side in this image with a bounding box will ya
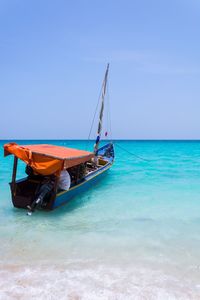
[52,163,112,209]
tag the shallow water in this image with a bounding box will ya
[1,140,200,299]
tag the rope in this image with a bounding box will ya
[85,64,111,151]
[85,81,104,151]
[115,143,151,162]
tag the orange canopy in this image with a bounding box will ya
[4,143,94,176]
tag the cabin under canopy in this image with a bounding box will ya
[4,142,94,175]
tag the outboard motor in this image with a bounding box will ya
[27,177,55,215]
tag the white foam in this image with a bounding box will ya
[0,262,200,300]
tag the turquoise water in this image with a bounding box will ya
[1,140,200,299]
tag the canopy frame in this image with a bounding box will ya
[4,143,94,176]
[11,156,18,197]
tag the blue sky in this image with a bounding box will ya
[0,0,200,139]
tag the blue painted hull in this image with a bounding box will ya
[53,162,112,209]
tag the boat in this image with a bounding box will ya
[3,64,114,214]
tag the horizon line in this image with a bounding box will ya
[1,139,200,142]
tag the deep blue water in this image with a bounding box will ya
[1,140,200,299]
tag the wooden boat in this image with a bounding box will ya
[4,64,114,213]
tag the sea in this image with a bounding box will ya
[1,140,200,300]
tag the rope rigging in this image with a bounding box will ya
[85,79,104,151]
[85,64,149,163]
[86,64,112,151]
[114,143,151,162]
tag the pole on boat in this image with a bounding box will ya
[94,63,109,155]
[11,156,18,196]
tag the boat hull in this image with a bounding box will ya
[8,142,114,212]
[52,163,112,209]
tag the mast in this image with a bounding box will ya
[94,63,109,154]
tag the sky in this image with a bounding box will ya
[0,0,200,139]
